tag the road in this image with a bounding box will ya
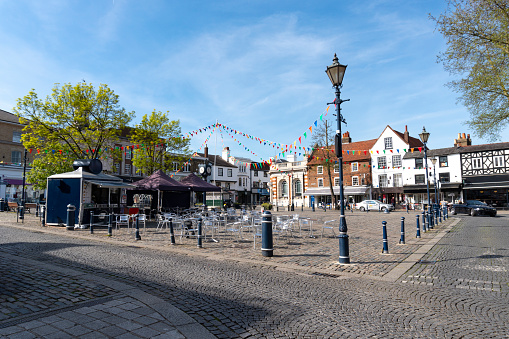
[1,214,508,338]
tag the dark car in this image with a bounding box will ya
[449,200,497,217]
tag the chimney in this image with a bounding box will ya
[454,132,472,147]
[403,125,409,143]
[222,147,230,161]
[204,145,208,158]
[342,131,352,144]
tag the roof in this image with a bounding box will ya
[307,138,377,164]
[0,109,22,124]
[195,153,237,168]
[391,127,423,148]
[179,173,221,192]
[132,169,190,191]
[403,141,509,159]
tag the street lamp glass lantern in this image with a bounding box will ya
[419,126,430,143]
[326,53,347,87]
[431,158,437,165]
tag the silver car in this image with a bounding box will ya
[355,200,394,212]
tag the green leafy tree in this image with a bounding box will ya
[14,82,134,189]
[311,119,339,210]
[129,110,191,175]
[431,0,509,140]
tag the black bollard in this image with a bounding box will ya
[435,208,439,225]
[135,215,141,240]
[291,203,294,211]
[261,211,273,257]
[422,211,426,232]
[276,204,279,212]
[399,217,405,244]
[312,203,315,212]
[416,214,421,238]
[301,203,303,212]
[66,204,75,230]
[19,205,24,222]
[108,213,113,237]
[36,203,39,217]
[41,205,46,227]
[382,221,389,254]
[169,217,176,245]
[197,217,202,248]
[90,211,94,234]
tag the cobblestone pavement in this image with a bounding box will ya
[0,209,508,337]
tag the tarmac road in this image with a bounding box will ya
[0,212,508,338]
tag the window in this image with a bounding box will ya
[361,177,365,185]
[439,172,450,183]
[472,158,482,169]
[264,172,268,177]
[415,158,424,168]
[351,162,358,172]
[172,162,179,171]
[494,155,504,167]
[11,151,21,163]
[218,168,223,176]
[125,149,131,160]
[124,164,131,175]
[393,173,402,187]
[392,155,402,168]
[439,156,448,167]
[379,174,388,187]
[317,166,323,174]
[280,180,288,197]
[114,163,120,174]
[183,163,190,172]
[254,170,258,177]
[384,137,393,149]
[227,169,232,177]
[352,176,359,186]
[12,131,22,143]
[239,178,242,186]
[415,174,425,184]
[334,177,340,186]
[318,178,324,187]
[294,180,302,196]
[377,156,386,169]
[334,164,339,173]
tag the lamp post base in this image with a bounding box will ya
[338,232,350,264]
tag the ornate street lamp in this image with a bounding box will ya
[326,53,350,264]
[418,127,432,228]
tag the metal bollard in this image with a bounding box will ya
[90,211,94,234]
[416,214,421,238]
[422,211,426,232]
[439,207,442,223]
[312,203,315,212]
[169,217,176,245]
[135,215,141,240]
[108,213,113,236]
[197,217,202,248]
[301,203,303,212]
[19,205,24,221]
[41,205,46,227]
[399,217,405,244]
[36,203,39,217]
[382,221,389,254]
[276,205,279,212]
[261,211,273,257]
[66,204,75,230]
[435,209,438,225]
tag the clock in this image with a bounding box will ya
[206,165,211,175]
[199,165,206,175]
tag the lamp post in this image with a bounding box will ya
[418,127,431,228]
[326,53,350,264]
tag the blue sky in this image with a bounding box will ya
[1,0,504,162]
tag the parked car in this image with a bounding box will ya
[449,200,496,217]
[355,200,394,212]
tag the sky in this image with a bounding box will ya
[1,0,506,163]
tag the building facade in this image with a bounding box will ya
[269,154,308,208]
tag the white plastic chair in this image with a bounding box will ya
[321,220,336,238]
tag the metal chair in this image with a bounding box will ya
[321,220,336,238]
[116,214,130,230]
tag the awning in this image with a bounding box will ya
[3,179,32,186]
[86,180,135,189]
[463,182,509,190]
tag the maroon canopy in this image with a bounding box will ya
[132,170,189,191]
[180,173,221,192]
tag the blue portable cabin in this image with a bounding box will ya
[45,160,134,227]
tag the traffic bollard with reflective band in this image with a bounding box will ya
[416,214,421,238]
[422,211,426,232]
[382,221,389,254]
[108,214,113,236]
[41,205,46,227]
[261,211,273,257]
[66,204,75,230]
[169,217,176,245]
[90,211,94,234]
[19,205,24,222]
[197,217,202,248]
[135,215,141,240]
[435,209,438,225]
[399,217,405,244]
[35,203,39,217]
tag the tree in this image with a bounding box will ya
[431,0,509,141]
[129,110,191,176]
[14,82,134,189]
[311,119,339,210]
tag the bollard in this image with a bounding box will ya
[135,215,141,240]
[35,203,39,217]
[197,217,202,248]
[276,205,279,212]
[108,213,113,236]
[435,208,438,225]
[399,217,405,244]
[90,211,94,234]
[406,204,409,214]
[301,203,303,212]
[41,205,46,227]
[416,214,421,238]
[439,207,442,223]
[312,203,315,212]
[291,203,294,211]
[19,205,24,221]
[261,211,273,257]
[66,204,75,230]
[422,211,426,232]
[288,204,290,212]
[382,221,389,254]
[169,217,176,245]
